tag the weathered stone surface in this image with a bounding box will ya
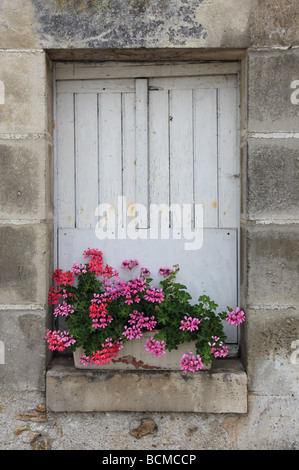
[1,389,299,450]
[0,223,51,304]
[248,50,299,133]
[247,138,299,221]
[244,307,299,396]
[0,50,48,134]
[0,309,47,391]
[0,139,52,221]
[46,359,247,413]
[0,0,39,49]
[1,0,298,51]
[249,0,299,47]
[245,224,299,306]
[31,0,251,49]
[223,394,299,450]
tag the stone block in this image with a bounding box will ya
[0,309,48,391]
[248,50,299,133]
[31,0,251,50]
[0,50,47,134]
[244,307,299,396]
[0,0,39,49]
[245,224,299,306]
[249,0,299,48]
[46,359,247,413]
[247,138,299,221]
[224,394,299,450]
[0,139,53,221]
[0,223,52,304]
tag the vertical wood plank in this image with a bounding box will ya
[122,92,136,213]
[193,88,218,228]
[148,89,170,235]
[135,79,148,228]
[56,92,75,228]
[99,92,122,215]
[148,90,169,206]
[218,86,239,228]
[75,93,98,228]
[169,89,193,226]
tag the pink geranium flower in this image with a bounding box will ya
[180,350,203,373]
[145,337,166,357]
[226,307,245,325]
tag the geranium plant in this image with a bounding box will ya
[46,248,245,372]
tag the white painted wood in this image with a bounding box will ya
[56,92,75,228]
[56,62,239,80]
[75,93,98,229]
[57,79,135,94]
[218,86,239,228]
[122,92,136,216]
[169,89,194,227]
[148,90,171,237]
[193,88,218,228]
[135,79,148,229]
[99,92,123,218]
[149,75,237,91]
[148,90,169,205]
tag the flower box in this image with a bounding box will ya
[46,249,245,374]
[73,331,211,371]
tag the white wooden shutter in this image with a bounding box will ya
[55,63,240,343]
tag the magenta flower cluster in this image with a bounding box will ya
[145,337,166,357]
[45,329,76,351]
[53,301,74,317]
[121,259,139,270]
[72,262,87,275]
[180,350,204,373]
[158,267,174,278]
[180,315,200,332]
[144,286,164,304]
[209,336,229,358]
[226,307,245,326]
[104,276,147,305]
[123,310,157,340]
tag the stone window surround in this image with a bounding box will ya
[45,48,248,414]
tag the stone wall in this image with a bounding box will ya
[0,0,298,450]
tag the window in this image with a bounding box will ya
[54,62,240,344]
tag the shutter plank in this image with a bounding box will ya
[169,89,193,226]
[149,75,237,91]
[99,93,122,216]
[122,92,136,213]
[194,88,218,228]
[218,87,239,228]
[56,92,75,228]
[149,90,169,205]
[75,93,98,228]
[135,79,148,228]
[149,90,170,235]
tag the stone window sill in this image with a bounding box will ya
[46,358,247,414]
